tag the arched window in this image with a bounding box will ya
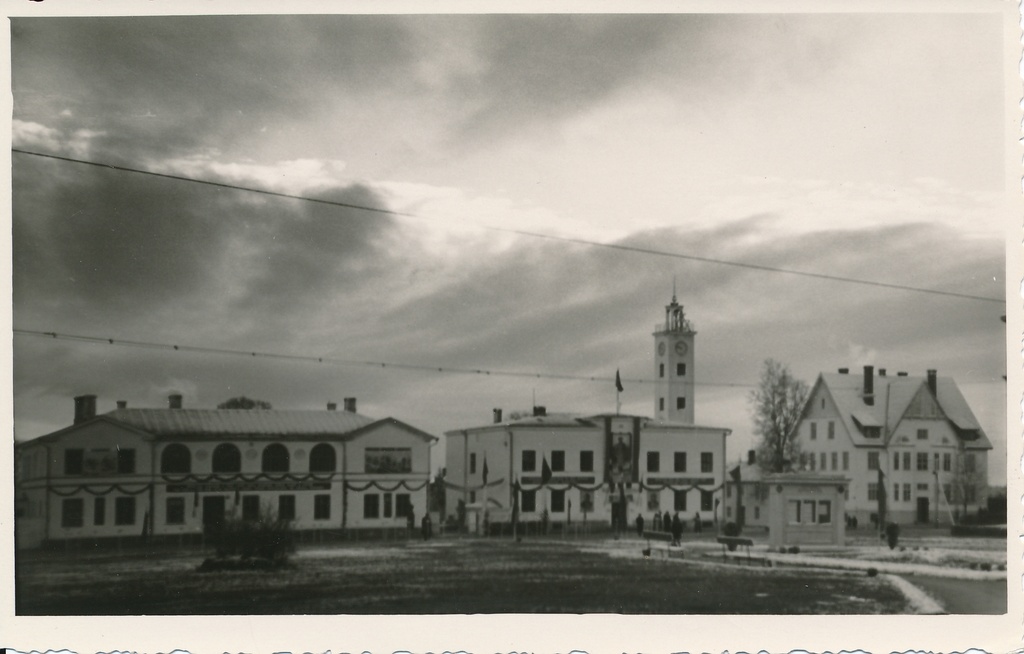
[262,443,290,473]
[160,443,191,474]
[212,443,242,473]
[309,443,337,473]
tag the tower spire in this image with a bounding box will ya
[672,275,677,304]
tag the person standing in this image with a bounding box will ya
[635,513,645,537]
[671,512,682,546]
[653,511,662,532]
[421,513,432,540]
[663,510,672,533]
[693,511,703,533]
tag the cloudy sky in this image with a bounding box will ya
[9,11,1010,483]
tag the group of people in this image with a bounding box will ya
[634,510,704,545]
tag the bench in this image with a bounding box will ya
[641,530,677,559]
[716,535,755,564]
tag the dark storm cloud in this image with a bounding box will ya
[12,152,398,333]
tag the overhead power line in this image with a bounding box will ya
[12,328,756,388]
[12,148,1004,304]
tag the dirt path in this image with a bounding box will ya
[906,575,1007,614]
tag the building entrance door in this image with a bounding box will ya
[916,497,929,523]
[203,495,227,533]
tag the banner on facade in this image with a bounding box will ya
[166,480,331,493]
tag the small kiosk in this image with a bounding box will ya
[766,473,848,548]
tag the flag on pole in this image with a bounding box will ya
[482,457,489,485]
[541,456,552,485]
[615,369,624,393]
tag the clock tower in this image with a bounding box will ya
[653,288,696,423]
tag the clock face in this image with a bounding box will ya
[675,341,689,356]
[658,342,666,355]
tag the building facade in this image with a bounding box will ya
[445,294,731,531]
[14,395,436,549]
[791,366,992,525]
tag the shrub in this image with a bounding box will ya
[788,546,800,554]
[722,522,741,550]
[210,505,295,564]
[980,563,992,572]
[867,568,878,577]
[884,522,900,550]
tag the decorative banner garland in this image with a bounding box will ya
[48,483,153,497]
[343,479,429,492]
[161,472,336,483]
[441,478,506,493]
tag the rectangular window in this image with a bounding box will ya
[700,452,713,473]
[64,449,84,475]
[647,451,660,473]
[580,450,594,472]
[363,494,380,519]
[934,453,940,472]
[659,363,664,378]
[676,397,686,410]
[279,495,296,521]
[867,483,878,501]
[787,500,801,523]
[831,452,838,471]
[902,452,911,470]
[469,453,477,474]
[810,423,817,440]
[802,500,817,523]
[808,455,816,471]
[243,495,260,521]
[917,428,928,440]
[754,506,760,520]
[903,484,911,501]
[522,450,536,472]
[166,497,185,525]
[579,490,594,513]
[867,452,879,471]
[521,489,536,513]
[842,452,849,471]
[820,453,827,471]
[469,491,476,504]
[677,363,686,376]
[382,493,393,518]
[828,421,835,439]
[817,500,832,524]
[917,453,928,471]
[117,448,136,474]
[916,483,929,492]
[114,497,135,525]
[93,497,106,526]
[61,498,84,528]
[551,450,565,472]
[893,484,900,502]
[647,491,660,511]
[701,490,713,511]
[893,452,900,470]
[396,493,412,518]
[674,452,687,472]
[551,489,565,513]
[364,448,412,474]
[674,489,687,511]
[659,397,665,411]
[943,453,952,472]
[314,494,331,520]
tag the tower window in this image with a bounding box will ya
[676,397,686,410]
[676,363,686,376]
[659,363,664,378]
[659,398,665,411]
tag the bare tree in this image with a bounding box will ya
[952,447,982,521]
[217,396,272,410]
[749,359,809,473]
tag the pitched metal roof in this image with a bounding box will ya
[814,372,991,450]
[103,408,378,440]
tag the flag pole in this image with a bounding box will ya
[615,369,623,415]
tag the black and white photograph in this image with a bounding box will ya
[3,1,1020,652]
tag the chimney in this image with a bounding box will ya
[344,397,357,413]
[493,408,503,423]
[927,369,937,396]
[747,449,756,465]
[168,394,183,410]
[863,365,874,406]
[327,402,337,411]
[838,367,849,374]
[533,405,546,417]
[878,368,887,377]
[116,400,127,410]
[897,371,908,377]
[73,395,97,424]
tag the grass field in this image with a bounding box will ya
[16,537,911,615]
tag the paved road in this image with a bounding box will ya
[907,575,1007,614]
